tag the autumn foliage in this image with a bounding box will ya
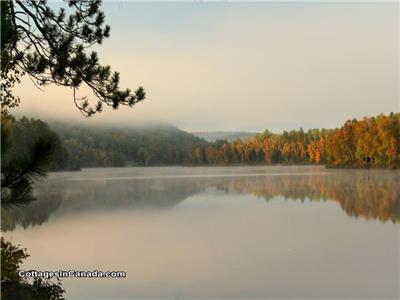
[189,113,400,169]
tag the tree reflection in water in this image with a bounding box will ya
[2,168,399,231]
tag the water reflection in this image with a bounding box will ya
[2,166,399,231]
[212,169,400,223]
[2,167,399,300]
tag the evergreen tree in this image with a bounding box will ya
[1,0,145,116]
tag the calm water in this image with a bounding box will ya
[2,166,400,300]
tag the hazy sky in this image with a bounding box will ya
[13,2,399,132]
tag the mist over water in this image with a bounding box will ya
[2,166,399,299]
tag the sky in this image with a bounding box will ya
[12,2,399,132]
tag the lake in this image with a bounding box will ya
[2,166,399,300]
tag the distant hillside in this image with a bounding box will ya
[191,131,259,142]
[48,122,208,168]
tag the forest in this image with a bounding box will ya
[189,113,400,169]
[2,113,399,171]
[1,115,207,170]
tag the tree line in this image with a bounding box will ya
[2,115,208,171]
[50,122,207,168]
[189,113,400,169]
[2,113,399,173]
